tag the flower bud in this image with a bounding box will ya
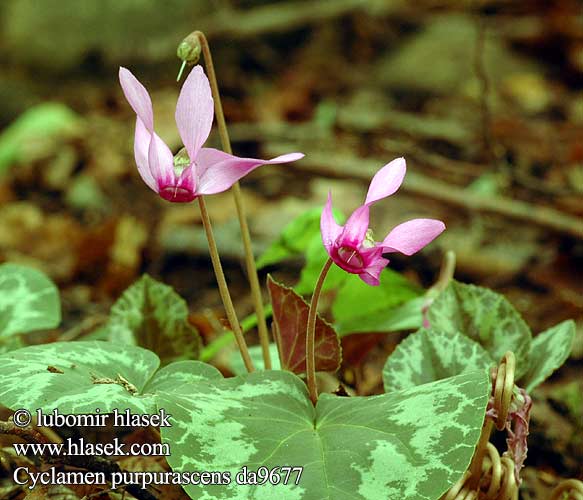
[176,33,202,81]
[177,33,201,63]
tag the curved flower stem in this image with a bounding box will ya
[193,30,272,369]
[306,258,333,405]
[434,250,456,292]
[467,418,493,490]
[468,352,515,489]
[198,196,254,373]
[550,479,583,500]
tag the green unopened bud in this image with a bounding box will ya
[173,147,190,176]
[176,33,201,81]
[177,33,201,63]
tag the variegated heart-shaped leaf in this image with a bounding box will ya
[0,341,217,414]
[104,274,200,364]
[0,263,60,339]
[426,281,532,377]
[519,320,576,392]
[159,368,489,499]
[383,328,494,392]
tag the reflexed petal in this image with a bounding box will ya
[133,118,157,191]
[197,149,303,180]
[336,205,370,248]
[265,152,304,162]
[147,134,174,189]
[359,253,390,286]
[381,218,446,255]
[119,67,154,131]
[175,66,214,161]
[321,192,343,254]
[364,157,406,205]
[196,147,232,171]
[197,150,304,195]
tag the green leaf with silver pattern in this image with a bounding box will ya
[519,320,576,393]
[426,280,532,378]
[383,328,494,392]
[0,263,60,339]
[104,274,200,364]
[159,368,490,499]
[0,341,216,414]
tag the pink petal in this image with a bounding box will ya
[197,149,303,179]
[321,192,343,254]
[265,152,304,162]
[196,149,304,195]
[133,118,157,191]
[147,133,175,189]
[176,164,196,193]
[175,66,214,161]
[381,219,445,255]
[336,205,370,248]
[364,157,407,205]
[359,252,390,286]
[134,119,175,192]
[119,67,154,131]
[196,147,232,172]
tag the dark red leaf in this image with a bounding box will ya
[267,275,341,375]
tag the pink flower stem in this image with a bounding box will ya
[198,196,255,373]
[306,257,333,405]
[193,30,272,370]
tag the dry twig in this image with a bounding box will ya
[283,150,583,239]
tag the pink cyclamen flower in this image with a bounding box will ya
[321,158,445,285]
[119,66,303,202]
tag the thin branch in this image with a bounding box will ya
[474,13,494,163]
[197,0,379,39]
[0,420,51,445]
[281,150,583,239]
[225,122,580,237]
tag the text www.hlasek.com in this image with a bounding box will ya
[13,438,169,457]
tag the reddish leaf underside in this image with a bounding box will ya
[267,275,341,375]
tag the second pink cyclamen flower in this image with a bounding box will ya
[321,157,445,285]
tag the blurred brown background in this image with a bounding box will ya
[0,1,581,495]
